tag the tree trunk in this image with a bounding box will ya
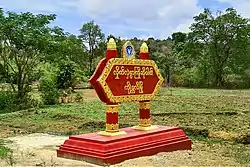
[17,66,24,99]
[166,66,171,87]
[215,69,223,87]
[89,59,92,76]
[17,78,25,100]
[89,46,94,75]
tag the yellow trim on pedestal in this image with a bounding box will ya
[139,118,151,127]
[106,104,119,113]
[139,102,150,110]
[98,131,127,136]
[106,123,119,132]
[132,125,158,131]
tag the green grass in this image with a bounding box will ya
[189,135,250,164]
[0,87,250,164]
[1,88,250,136]
[0,140,10,159]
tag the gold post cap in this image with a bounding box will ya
[140,42,149,53]
[107,38,117,50]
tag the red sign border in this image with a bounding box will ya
[97,58,164,103]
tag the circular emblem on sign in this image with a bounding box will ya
[122,41,135,59]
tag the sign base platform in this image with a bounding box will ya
[57,126,192,166]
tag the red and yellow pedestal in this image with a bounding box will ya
[57,126,192,166]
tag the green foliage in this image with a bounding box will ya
[172,32,187,44]
[56,60,77,89]
[40,77,60,105]
[0,90,38,113]
[0,140,10,159]
[0,146,10,159]
[75,92,83,102]
[0,10,56,99]
[149,38,174,86]
[79,20,105,75]
[44,30,88,75]
[39,63,60,105]
[188,8,250,87]
[0,91,15,112]
[1,6,250,113]
[171,67,202,87]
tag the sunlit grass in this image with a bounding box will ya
[0,87,250,164]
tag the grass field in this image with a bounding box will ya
[0,88,250,165]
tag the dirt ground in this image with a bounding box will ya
[0,133,241,167]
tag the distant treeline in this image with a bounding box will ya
[0,7,250,105]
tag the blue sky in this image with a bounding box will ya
[0,0,249,39]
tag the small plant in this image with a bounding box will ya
[6,150,16,166]
[0,139,16,166]
[0,143,10,159]
[75,92,83,102]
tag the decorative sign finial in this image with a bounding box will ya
[122,41,135,59]
[140,42,148,53]
[107,38,116,50]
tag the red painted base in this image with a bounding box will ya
[57,126,192,166]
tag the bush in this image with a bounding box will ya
[182,67,202,87]
[0,91,15,112]
[38,63,60,105]
[15,93,40,110]
[57,60,77,89]
[171,67,209,88]
[40,76,60,105]
[0,91,37,113]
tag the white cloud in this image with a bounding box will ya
[0,0,203,38]
[217,0,250,18]
[74,0,202,38]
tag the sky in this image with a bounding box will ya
[0,0,250,39]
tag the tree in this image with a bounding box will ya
[188,8,250,87]
[46,29,88,76]
[79,21,105,75]
[149,39,175,86]
[171,32,193,68]
[172,32,187,44]
[0,10,56,99]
